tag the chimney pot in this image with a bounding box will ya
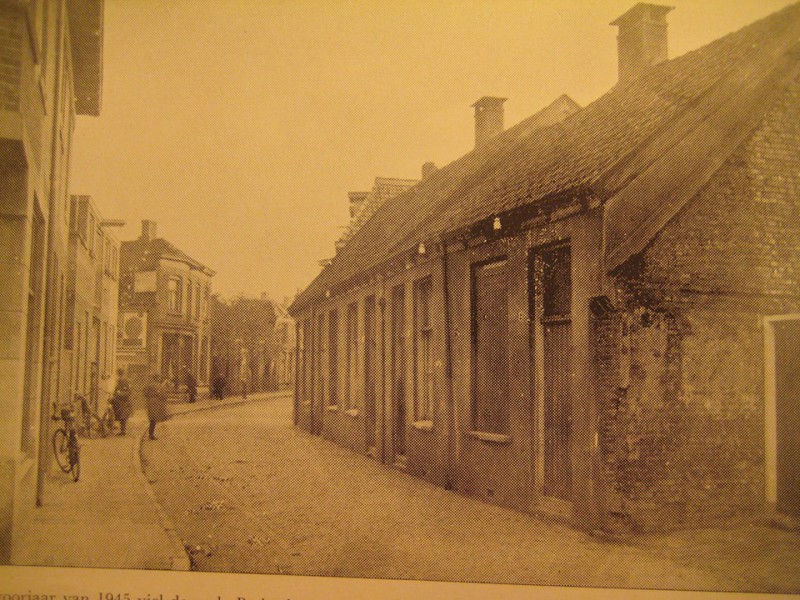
[611,3,674,82]
[141,220,157,241]
[472,96,507,149]
[422,162,437,179]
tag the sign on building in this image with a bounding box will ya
[134,271,157,293]
[120,311,148,350]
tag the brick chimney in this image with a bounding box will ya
[472,96,507,148]
[141,219,157,241]
[422,162,437,179]
[610,3,674,82]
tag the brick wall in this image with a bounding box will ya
[0,5,22,112]
[600,74,800,532]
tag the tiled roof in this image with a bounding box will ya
[120,237,214,275]
[336,177,419,251]
[292,3,800,312]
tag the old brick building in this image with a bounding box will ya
[0,0,103,560]
[118,220,214,403]
[66,194,121,414]
[290,3,800,532]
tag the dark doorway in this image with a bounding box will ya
[530,244,573,502]
[775,319,800,516]
[364,296,377,452]
[312,313,325,435]
[391,285,406,461]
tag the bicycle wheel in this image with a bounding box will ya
[80,413,102,439]
[69,438,80,482]
[101,408,116,437]
[52,429,71,473]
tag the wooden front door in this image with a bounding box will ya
[312,313,325,435]
[391,285,406,459]
[531,244,573,502]
[775,319,800,516]
[364,296,377,451]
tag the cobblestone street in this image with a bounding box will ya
[142,394,800,592]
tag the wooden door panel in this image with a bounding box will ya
[543,320,572,500]
[473,260,509,433]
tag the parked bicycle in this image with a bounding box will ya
[52,404,80,482]
[77,393,115,438]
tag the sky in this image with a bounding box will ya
[70,0,794,303]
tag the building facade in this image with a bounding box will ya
[118,220,213,403]
[66,194,120,413]
[273,300,295,391]
[291,3,800,532]
[0,0,103,560]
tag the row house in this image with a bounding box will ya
[0,0,103,560]
[118,220,214,403]
[290,3,800,532]
[66,194,121,412]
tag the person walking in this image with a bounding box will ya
[212,372,226,401]
[185,367,197,404]
[111,368,133,435]
[143,372,169,440]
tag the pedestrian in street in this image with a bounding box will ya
[185,366,197,404]
[213,372,226,400]
[239,365,249,400]
[111,367,133,435]
[144,372,169,440]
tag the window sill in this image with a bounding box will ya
[344,408,359,418]
[326,404,339,412]
[468,431,512,444]
[412,420,434,432]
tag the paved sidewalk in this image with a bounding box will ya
[10,390,286,570]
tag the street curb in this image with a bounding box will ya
[132,425,192,571]
[169,390,291,418]
[130,390,290,572]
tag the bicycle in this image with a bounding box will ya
[77,393,115,438]
[100,400,117,436]
[52,405,80,482]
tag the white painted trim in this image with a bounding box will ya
[763,313,800,506]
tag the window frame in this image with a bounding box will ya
[167,276,182,313]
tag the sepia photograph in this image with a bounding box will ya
[1,0,799,597]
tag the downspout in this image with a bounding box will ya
[36,0,65,507]
[441,237,455,489]
[308,306,315,433]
